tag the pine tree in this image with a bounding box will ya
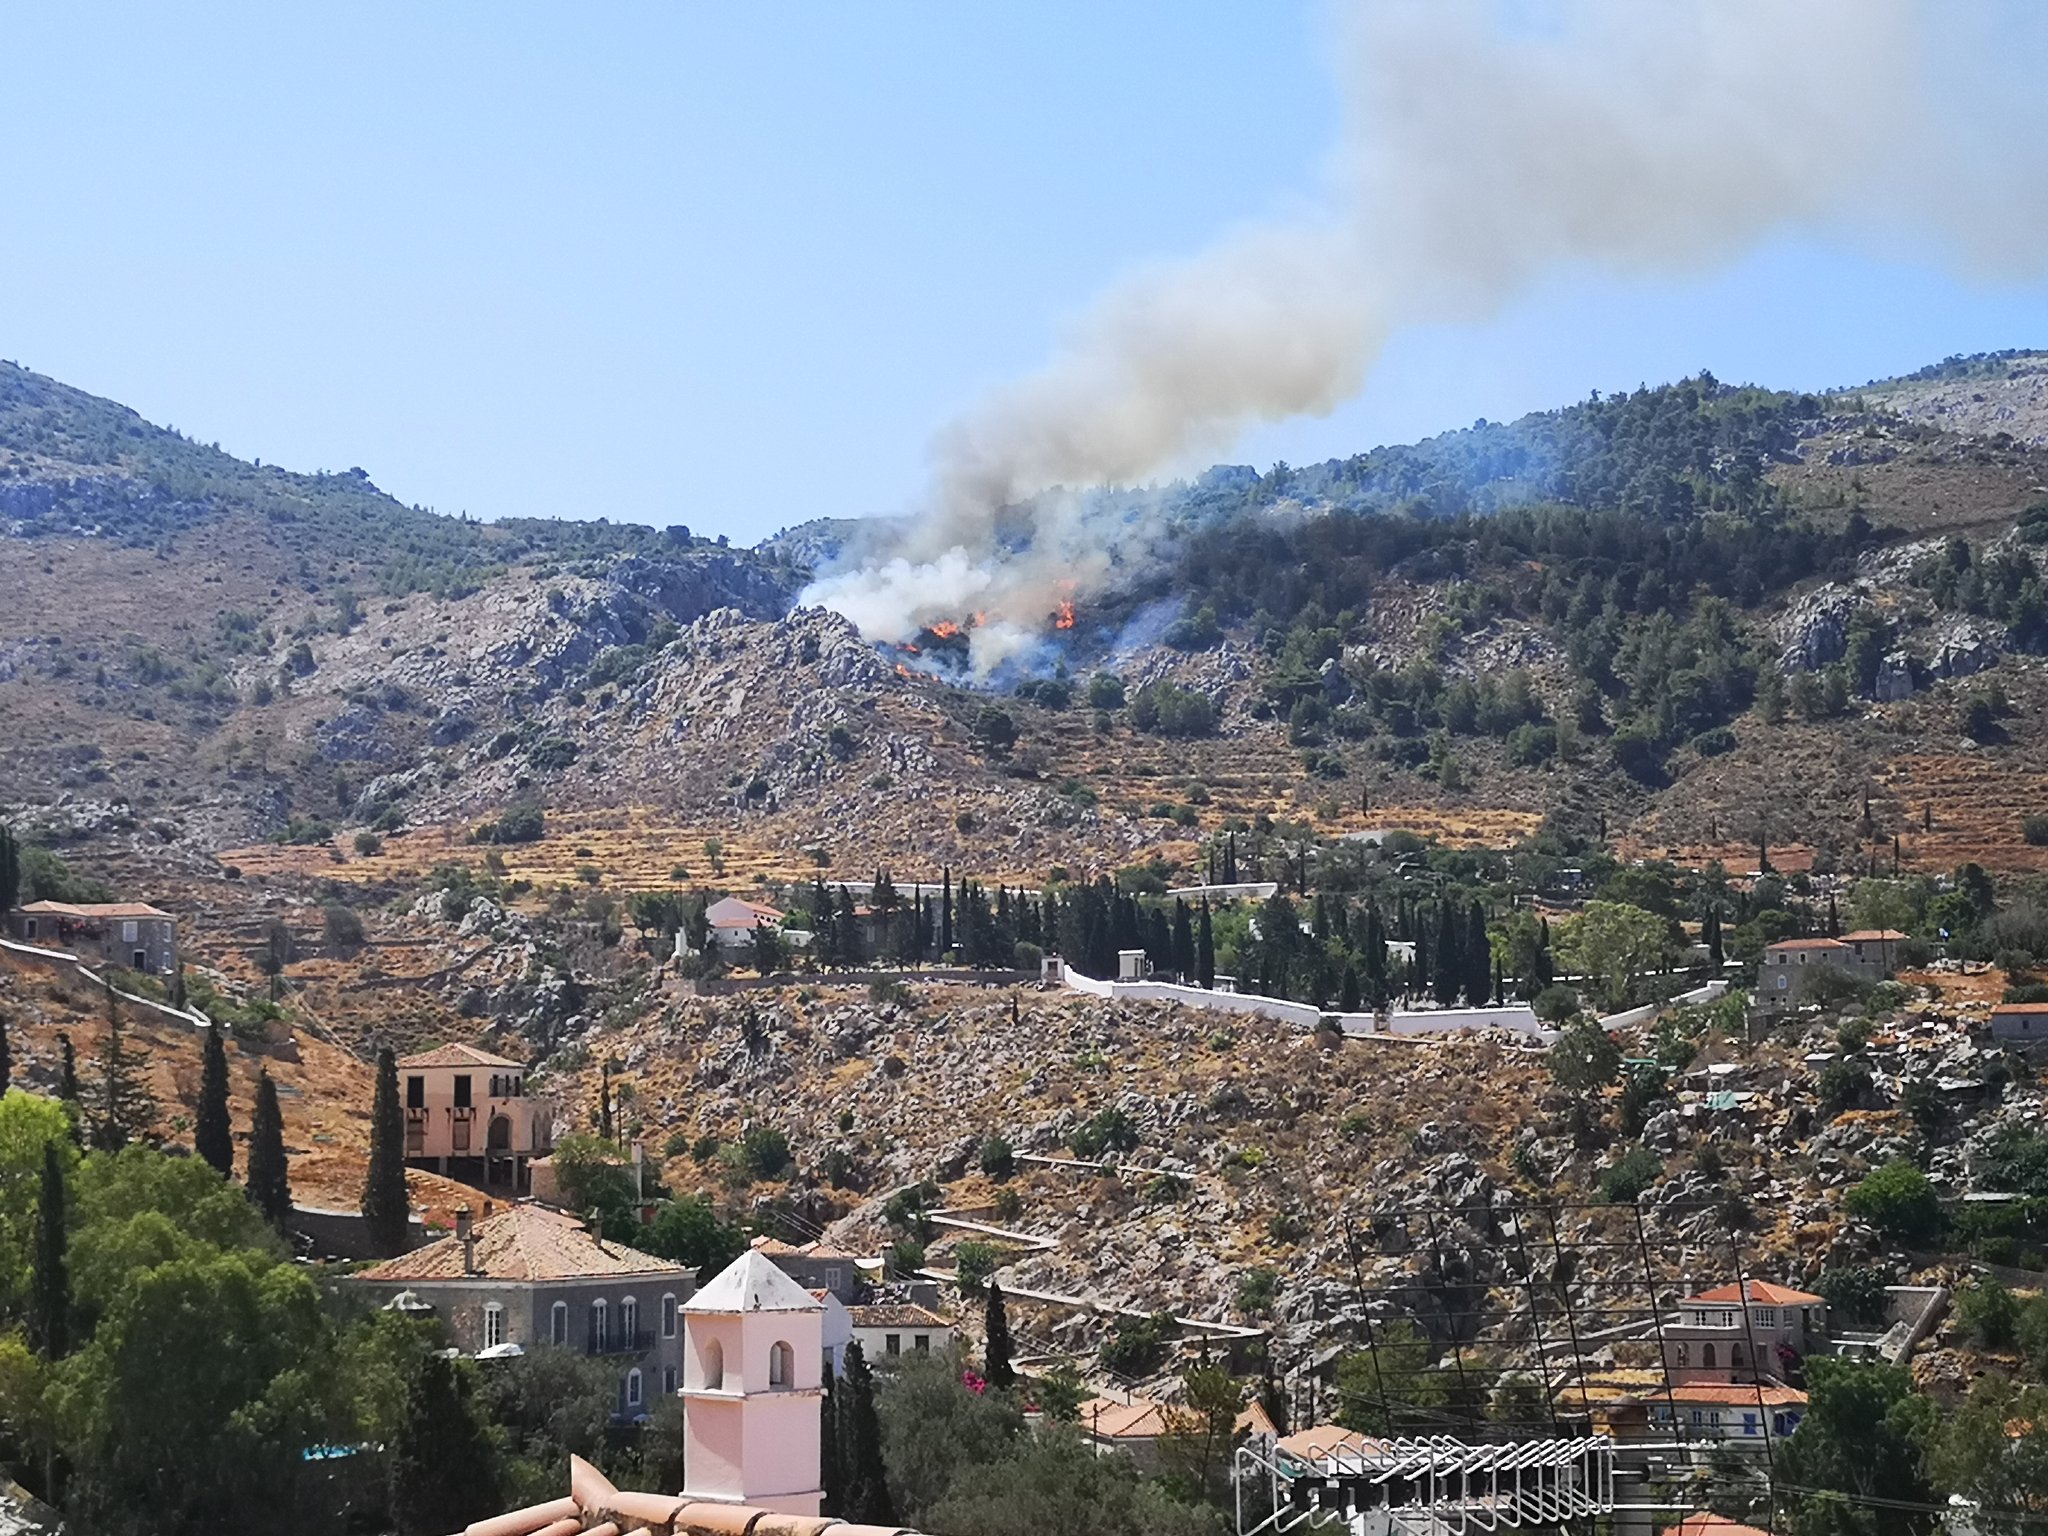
[840,1341,895,1525]
[391,1352,500,1535]
[196,1020,233,1177]
[984,1278,1016,1389]
[90,985,158,1151]
[246,1069,293,1229]
[29,1142,67,1361]
[361,1047,408,1253]
[1197,902,1215,990]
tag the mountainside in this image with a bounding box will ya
[5,351,2048,901]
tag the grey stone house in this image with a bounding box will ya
[345,1202,696,1418]
[8,900,178,975]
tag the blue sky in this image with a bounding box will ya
[4,3,2046,544]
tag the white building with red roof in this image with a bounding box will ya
[1664,1279,1827,1385]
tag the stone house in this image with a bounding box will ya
[7,900,178,976]
[399,1041,554,1194]
[1663,1279,1826,1384]
[346,1203,694,1419]
[1757,937,1887,1014]
[751,1235,870,1304]
[1988,1001,2048,1046]
[848,1301,955,1363]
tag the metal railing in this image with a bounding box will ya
[585,1329,655,1357]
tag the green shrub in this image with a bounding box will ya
[1600,1148,1662,1204]
[739,1125,791,1180]
[952,1240,1000,1293]
[979,1136,1015,1179]
[1844,1160,1944,1246]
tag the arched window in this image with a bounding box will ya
[769,1340,795,1389]
[661,1293,678,1339]
[1677,1342,1690,1367]
[482,1302,504,1350]
[1732,1343,1745,1368]
[621,1295,639,1346]
[626,1368,643,1409]
[550,1301,569,1346]
[1702,1343,1716,1369]
[591,1298,609,1352]
[702,1337,725,1391]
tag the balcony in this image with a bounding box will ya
[586,1329,655,1357]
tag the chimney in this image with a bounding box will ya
[456,1207,477,1274]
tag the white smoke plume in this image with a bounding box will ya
[804,0,2044,674]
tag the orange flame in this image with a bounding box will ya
[1054,599,1077,630]
[899,641,921,654]
[895,663,915,679]
[928,620,963,639]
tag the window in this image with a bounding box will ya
[454,1075,473,1108]
[1731,1344,1745,1367]
[885,1334,901,1357]
[22,919,35,940]
[1702,1343,1716,1369]
[702,1337,724,1391]
[483,1303,504,1350]
[770,1340,794,1388]
[452,1116,471,1152]
[626,1369,643,1409]
[406,1075,425,1109]
[661,1293,678,1339]
[133,950,148,970]
[664,1366,678,1395]
[1677,1343,1689,1367]
[122,920,138,943]
[1742,1412,1759,1436]
[621,1296,638,1345]
[1754,1307,1776,1327]
[591,1299,609,1351]
[914,1334,930,1352]
[551,1302,568,1345]
[1688,1310,1706,1327]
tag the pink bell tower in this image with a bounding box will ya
[680,1249,827,1517]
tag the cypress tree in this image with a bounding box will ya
[362,1047,408,1254]
[0,823,18,912]
[90,984,158,1152]
[1340,963,1362,1013]
[598,1060,615,1141]
[1432,899,1462,1007]
[196,1020,234,1177]
[940,868,954,956]
[821,1365,846,1516]
[29,1142,67,1360]
[1197,902,1215,990]
[841,1341,895,1525]
[248,1069,293,1230]
[984,1277,1016,1388]
[1223,832,1238,885]
[0,1007,10,1095]
[1704,907,1724,966]
[391,1352,500,1535]
[1171,900,1195,981]
[1465,901,1491,1006]
[1260,1356,1289,1437]
[56,1033,81,1144]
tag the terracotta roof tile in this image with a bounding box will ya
[1655,1382,1808,1407]
[848,1303,954,1330]
[1765,938,1848,951]
[17,900,173,919]
[399,1041,525,1070]
[1839,929,1907,942]
[356,1203,690,1284]
[1079,1395,1169,1440]
[1684,1280,1824,1307]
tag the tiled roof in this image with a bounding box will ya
[450,1454,921,1536]
[1839,929,1907,942]
[752,1234,866,1262]
[399,1041,525,1070]
[1674,1515,1775,1536]
[1684,1280,1824,1307]
[1655,1382,1808,1407]
[1765,938,1847,951]
[17,900,173,919]
[1991,1002,2048,1015]
[355,1203,690,1284]
[1275,1424,1389,1461]
[849,1303,954,1330]
[1078,1395,1169,1440]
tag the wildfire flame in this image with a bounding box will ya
[1054,598,1077,630]
[895,663,915,679]
[928,620,964,639]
